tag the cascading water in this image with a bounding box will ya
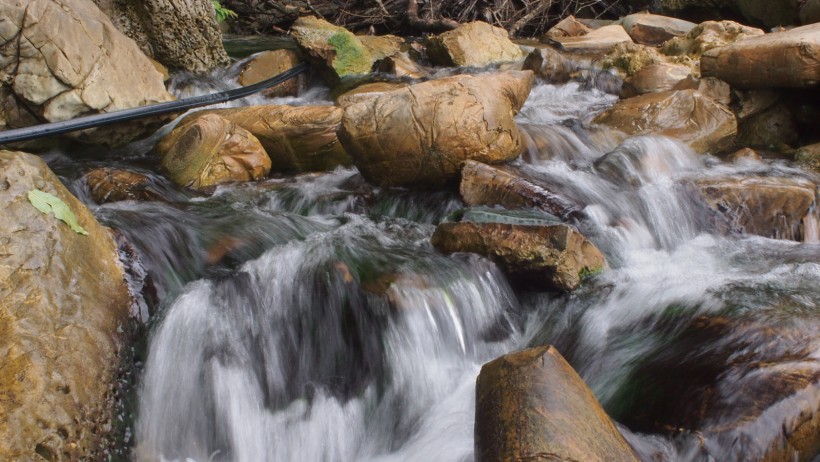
[52,53,819,461]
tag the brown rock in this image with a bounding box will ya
[549,25,634,53]
[727,147,762,161]
[238,50,302,98]
[426,21,525,67]
[544,15,592,40]
[696,176,818,241]
[158,113,271,190]
[795,142,820,172]
[359,34,404,61]
[732,89,781,119]
[622,13,697,46]
[208,105,350,173]
[701,23,820,88]
[620,63,696,98]
[696,77,732,105]
[737,104,799,148]
[0,151,131,461]
[0,0,174,145]
[593,89,737,154]
[431,221,606,291]
[662,20,765,60]
[336,82,410,106]
[522,46,577,83]
[614,314,820,462]
[475,346,639,462]
[460,160,583,220]
[598,42,668,77]
[84,168,165,204]
[339,71,534,187]
[376,52,431,79]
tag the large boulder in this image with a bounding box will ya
[0,0,174,145]
[157,113,271,190]
[92,0,230,73]
[426,21,525,67]
[431,221,606,291]
[338,71,535,187]
[206,105,351,173]
[460,160,584,221]
[701,23,820,88]
[475,346,639,462]
[290,16,373,81]
[593,89,737,154]
[238,50,302,98]
[695,176,818,241]
[0,150,132,460]
[622,13,697,46]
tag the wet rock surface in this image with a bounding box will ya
[431,221,606,291]
[593,89,737,154]
[339,71,534,187]
[238,50,303,98]
[0,150,131,461]
[426,21,525,67]
[475,346,639,462]
[157,113,271,190]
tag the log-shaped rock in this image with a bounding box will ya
[460,160,583,220]
[158,113,271,190]
[207,105,350,173]
[339,71,534,187]
[0,151,131,460]
[431,221,606,291]
[593,89,737,154]
[475,346,639,462]
[701,23,820,88]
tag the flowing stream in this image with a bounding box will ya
[53,51,820,462]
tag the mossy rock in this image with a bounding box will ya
[291,16,373,80]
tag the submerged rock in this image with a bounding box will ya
[431,221,606,291]
[208,105,350,173]
[238,50,303,98]
[475,346,639,462]
[339,71,534,187]
[701,23,820,88]
[157,113,271,190]
[0,151,131,461]
[695,176,818,241]
[613,314,820,462]
[426,21,525,67]
[84,167,166,204]
[593,89,737,154]
[0,0,174,145]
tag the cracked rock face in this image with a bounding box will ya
[338,70,535,188]
[0,0,173,144]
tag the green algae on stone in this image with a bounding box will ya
[327,32,372,76]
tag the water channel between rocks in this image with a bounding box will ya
[50,49,820,462]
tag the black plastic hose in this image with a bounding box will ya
[0,62,310,145]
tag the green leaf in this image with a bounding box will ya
[27,189,89,235]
